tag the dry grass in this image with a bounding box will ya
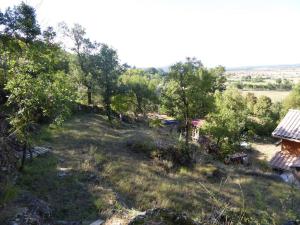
[251,140,281,161]
[242,90,290,102]
[13,113,300,224]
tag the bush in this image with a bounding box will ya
[126,138,156,156]
[0,182,19,206]
[5,72,77,140]
[149,118,163,128]
[153,140,196,167]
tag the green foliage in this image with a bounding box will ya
[0,182,19,206]
[245,92,257,114]
[1,2,41,42]
[245,93,282,136]
[254,95,272,118]
[0,3,77,142]
[283,82,300,112]
[93,44,121,120]
[209,65,227,92]
[5,71,76,139]
[128,137,156,156]
[114,69,159,115]
[60,23,99,105]
[202,88,248,156]
[253,96,281,135]
[149,118,162,128]
[161,59,217,119]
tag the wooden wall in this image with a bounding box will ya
[282,139,300,156]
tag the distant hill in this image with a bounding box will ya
[227,64,300,72]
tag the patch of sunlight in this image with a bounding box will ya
[178,167,191,175]
[195,164,218,174]
[233,176,253,184]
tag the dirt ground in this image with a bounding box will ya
[251,139,281,161]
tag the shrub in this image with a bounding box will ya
[149,118,163,128]
[0,182,19,206]
[127,138,156,156]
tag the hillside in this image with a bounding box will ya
[226,64,300,80]
[2,113,299,224]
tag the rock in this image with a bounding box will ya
[57,167,72,177]
[279,172,300,187]
[10,196,52,225]
[59,158,65,163]
[128,208,201,225]
[54,221,82,225]
[58,171,67,177]
[282,221,299,225]
[90,219,105,225]
[204,167,226,182]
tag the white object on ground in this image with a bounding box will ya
[280,172,300,187]
[25,146,51,159]
[90,219,104,225]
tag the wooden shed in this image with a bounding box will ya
[271,109,300,171]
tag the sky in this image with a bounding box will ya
[1,0,300,68]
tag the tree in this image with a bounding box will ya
[202,88,248,156]
[249,95,282,136]
[1,3,77,169]
[245,92,257,114]
[1,2,41,42]
[0,2,41,90]
[114,69,159,116]
[60,23,98,104]
[93,44,120,121]
[209,65,227,92]
[161,58,216,147]
[254,95,272,118]
[276,78,282,85]
[283,82,300,113]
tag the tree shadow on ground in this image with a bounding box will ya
[14,152,108,222]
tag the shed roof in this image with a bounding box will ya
[269,151,300,170]
[191,119,205,128]
[272,109,300,141]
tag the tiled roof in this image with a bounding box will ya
[272,109,300,141]
[270,151,300,170]
[191,119,205,127]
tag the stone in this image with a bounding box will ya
[57,171,67,177]
[89,219,104,225]
[54,221,82,225]
[10,196,52,225]
[282,221,299,225]
[128,208,201,225]
[59,158,65,163]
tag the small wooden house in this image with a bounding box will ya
[191,119,205,141]
[271,109,300,176]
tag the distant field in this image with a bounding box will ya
[242,90,290,102]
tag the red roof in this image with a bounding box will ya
[191,119,205,127]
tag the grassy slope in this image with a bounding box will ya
[14,113,300,224]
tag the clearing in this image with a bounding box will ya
[4,113,300,224]
[242,90,290,102]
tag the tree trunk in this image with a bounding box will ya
[104,89,112,122]
[136,95,143,115]
[185,116,189,147]
[87,87,92,105]
[19,144,27,171]
[106,103,111,122]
